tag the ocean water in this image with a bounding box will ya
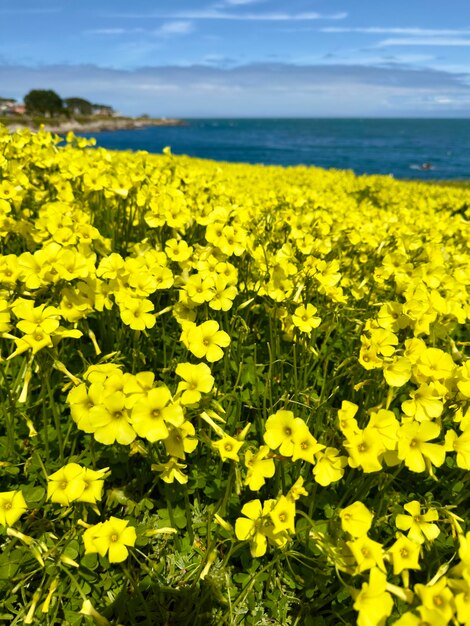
[79,118,470,180]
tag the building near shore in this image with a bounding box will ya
[0,98,25,115]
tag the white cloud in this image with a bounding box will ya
[109,10,348,21]
[378,37,470,47]
[87,28,126,35]
[321,27,470,36]
[318,26,470,49]
[216,0,265,5]
[85,23,193,37]
[1,62,469,117]
[156,21,194,35]
[315,53,437,67]
[86,28,145,35]
[201,54,239,66]
[134,83,180,92]
[190,81,244,94]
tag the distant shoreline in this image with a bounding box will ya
[3,116,187,134]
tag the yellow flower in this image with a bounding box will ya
[14,301,60,336]
[377,301,407,332]
[337,401,360,438]
[184,273,215,304]
[368,328,398,357]
[340,501,374,537]
[312,447,347,486]
[359,338,383,370]
[455,576,470,625]
[165,237,193,263]
[76,467,109,504]
[269,495,296,535]
[47,463,86,505]
[244,446,275,490]
[175,362,215,405]
[130,386,183,442]
[291,303,321,334]
[404,337,427,363]
[90,391,136,446]
[397,421,445,473]
[59,287,93,322]
[291,422,324,463]
[0,490,28,527]
[260,505,290,549]
[212,434,244,462]
[83,522,106,556]
[119,297,156,331]
[414,347,455,384]
[458,531,470,565]
[68,382,105,432]
[208,276,238,311]
[84,363,123,384]
[214,260,238,285]
[393,608,449,626]
[235,499,267,558]
[383,356,412,387]
[122,371,155,407]
[263,410,304,456]
[128,270,158,297]
[163,422,198,459]
[414,577,454,622]
[152,457,188,483]
[0,298,11,333]
[353,567,393,626]
[85,517,137,563]
[395,500,440,544]
[79,599,110,626]
[401,382,445,422]
[207,223,245,256]
[9,331,53,357]
[96,252,125,280]
[347,535,385,573]
[367,409,399,450]
[387,533,421,575]
[287,477,308,501]
[186,320,230,362]
[456,360,470,397]
[100,371,125,396]
[444,428,470,470]
[344,428,384,473]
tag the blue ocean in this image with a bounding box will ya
[80,118,470,180]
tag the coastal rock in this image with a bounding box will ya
[5,117,186,134]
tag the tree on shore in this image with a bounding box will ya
[24,89,64,117]
[64,97,93,116]
[92,103,115,116]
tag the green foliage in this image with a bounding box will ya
[64,98,94,116]
[24,89,64,117]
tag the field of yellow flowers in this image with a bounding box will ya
[1,123,470,625]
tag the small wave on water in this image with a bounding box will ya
[409,163,435,172]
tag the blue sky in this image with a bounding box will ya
[1,0,470,116]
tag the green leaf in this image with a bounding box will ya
[80,553,98,570]
[22,484,46,505]
[171,506,188,529]
[0,549,24,579]
[63,540,79,560]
